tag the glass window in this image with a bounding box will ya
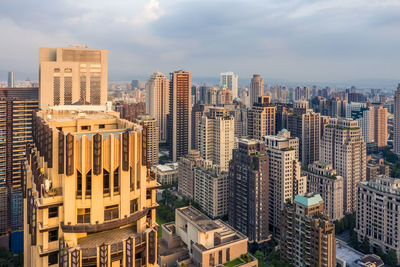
[48,229,58,242]
[77,208,90,223]
[48,251,58,265]
[104,205,119,221]
[130,199,138,214]
[48,207,58,218]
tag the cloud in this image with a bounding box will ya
[115,0,164,25]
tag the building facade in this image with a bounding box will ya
[320,118,367,213]
[220,71,238,99]
[355,176,400,260]
[152,163,178,185]
[0,87,38,253]
[167,70,191,162]
[228,139,269,245]
[250,74,264,107]
[177,150,206,199]
[24,106,159,267]
[199,107,235,172]
[248,96,276,140]
[145,72,169,142]
[263,130,306,236]
[194,167,228,218]
[280,193,336,267]
[395,84,400,155]
[136,115,159,166]
[302,162,344,221]
[39,47,108,109]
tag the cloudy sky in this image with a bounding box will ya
[1,0,400,84]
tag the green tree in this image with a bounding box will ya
[254,250,267,267]
[360,237,370,254]
[386,249,398,267]
[349,231,359,249]
[375,246,385,259]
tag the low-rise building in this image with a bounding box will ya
[152,163,179,185]
[159,206,258,267]
[366,155,390,181]
[302,161,344,221]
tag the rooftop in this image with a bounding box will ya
[294,193,323,207]
[336,239,365,266]
[178,206,221,232]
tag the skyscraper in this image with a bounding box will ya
[145,72,170,142]
[281,193,336,267]
[24,106,159,267]
[136,115,159,166]
[220,71,238,99]
[7,72,14,88]
[320,118,366,213]
[248,96,276,140]
[39,47,108,109]
[0,87,38,253]
[263,130,306,236]
[228,139,269,245]
[394,84,400,155]
[287,101,321,166]
[199,107,235,172]
[167,70,191,162]
[371,103,388,148]
[250,74,264,107]
[177,150,207,198]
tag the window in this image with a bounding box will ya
[226,248,230,261]
[86,170,92,196]
[77,208,90,223]
[114,167,119,193]
[48,207,58,218]
[104,205,119,221]
[130,199,138,214]
[77,171,82,197]
[219,250,222,264]
[103,169,110,194]
[99,124,105,129]
[81,125,89,130]
[48,251,58,265]
[48,229,58,242]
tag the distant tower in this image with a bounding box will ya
[220,71,238,98]
[250,74,264,107]
[8,72,14,88]
[394,84,400,155]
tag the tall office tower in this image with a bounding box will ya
[167,70,191,162]
[301,162,344,221]
[263,130,306,236]
[7,72,14,88]
[394,84,400,155]
[39,47,108,109]
[346,102,373,143]
[223,100,248,138]
[311,96,329,115]
[0,87,38,253]
[205,86,218,105]
[320,118,366,213]
[371,103,388,148]
[228,139,269,245]
[199,107,235,172]
[220,71,238,98]
[194,167,228,218]
[287,101,321,166]
[177,150,206,198]
[330,97,347,118]
[250,74,264,107]
[248,96,276,140]
[191,104,213,150]
[145,72,169,142]
[24,106,159,267]
[217,87,233,105]
[355,176,400,260]
[281,193,336,267]
[294,86,311,101]
[275,103,292,132]
[136,115,159,166]
[131,79,139,89]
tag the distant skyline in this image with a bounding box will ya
[1,0,400,85]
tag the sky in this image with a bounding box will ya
[0,0,400,85]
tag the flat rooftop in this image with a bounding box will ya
[178,206,221,232]
[336,239,364,266]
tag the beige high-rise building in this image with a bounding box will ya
[281,193,336,267]
[199,107,235,172]
[248,96,276,139]
[263,129,306,236]
[145,72,169,142]
[167,70,191,162]
[24,106,159,267]
[39,47,108,109]
[320,118,366,213]
[371,103,388,148]
[395,84,400,155]
[177,150,207,198]
[250,74,264,107]
[136,115,159,166]
[302,162,344,221]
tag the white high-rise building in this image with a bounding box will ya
[145,72,169,142]
[320,118,366,213]
[199,107,235,172]
[263,129,306,236]
[220,71,238,99]
[394,84,400,155]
